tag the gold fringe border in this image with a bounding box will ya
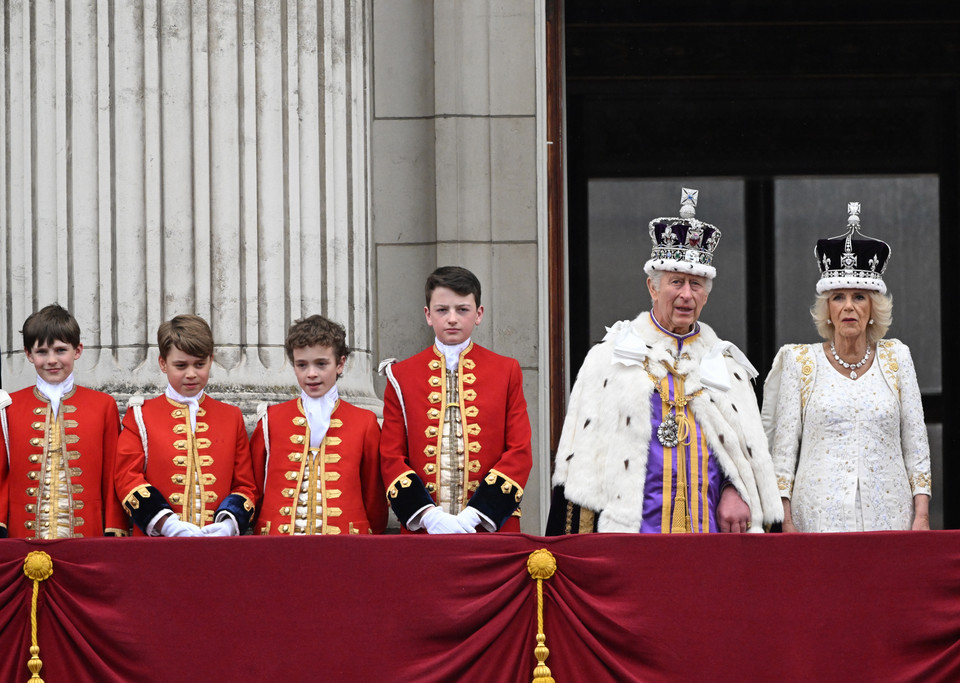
[527,549,557,683]
[23,551,54,682]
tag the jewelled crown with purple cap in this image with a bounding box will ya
[643,188,722,280]
[814,202,890,295]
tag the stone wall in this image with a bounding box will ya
[1,0,548,533]
[370,1,545,532]
[1,0,378,407]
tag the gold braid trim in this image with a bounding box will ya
[876,339,900,398]
[792,344,814,411]
[487,468,525,502]
[527,549,557,683]
[122,484,153,512]
[385,470,416,499]
[911,472,932,491]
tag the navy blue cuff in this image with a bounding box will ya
[386,473,435,528]
[122,485,172,534]
[468,474,523,530]
[216,494,255,534]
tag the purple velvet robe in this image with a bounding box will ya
[640,318,724,533]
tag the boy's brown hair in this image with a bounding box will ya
[22,303,81,350]
[284,315,350,363]
[157,315,215,359]
[424,266,482,307]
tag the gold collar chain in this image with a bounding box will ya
[644,359,703,447]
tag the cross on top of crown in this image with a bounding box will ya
[847,202,861,229]
[679,188,699,219]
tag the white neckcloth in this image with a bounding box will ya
[165,385,204,431]
[302,384,338,447]
[435,338,471,372]
[36,373,75,419]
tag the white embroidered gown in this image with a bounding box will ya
[764,342,931,532]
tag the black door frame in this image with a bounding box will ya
[554,1,960,527]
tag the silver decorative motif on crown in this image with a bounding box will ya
[647,187,722,267]
[814,200,891,294]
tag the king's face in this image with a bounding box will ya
[648,272,709,334]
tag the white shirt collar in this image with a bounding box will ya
[165,384,205,431]
[301,384,339,447]
[36,373,75,419]
[434,337,471,372]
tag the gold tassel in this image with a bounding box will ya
[527,549,557,683]
[22,551,54,682]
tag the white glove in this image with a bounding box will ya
[160,516,204,538]
[421,506,475,534]
[456,506,485,532]
[200,517,239,537]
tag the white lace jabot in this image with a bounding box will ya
[36,373,75,418]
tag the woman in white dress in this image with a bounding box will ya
[762,202,931,532]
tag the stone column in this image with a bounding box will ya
[370,2,545,532]
[0,0,377,419]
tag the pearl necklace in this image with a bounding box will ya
[830,341,871,379]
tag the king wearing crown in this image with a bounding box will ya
[547,189,782,534]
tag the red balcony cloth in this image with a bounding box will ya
[1,532,958,682]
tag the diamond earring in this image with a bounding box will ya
[869,319,874,325]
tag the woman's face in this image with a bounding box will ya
[828,289,872,342]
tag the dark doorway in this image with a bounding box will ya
[551,1,960,527]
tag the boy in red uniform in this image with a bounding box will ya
[114,315,257,537]
[0,304,127,538]
[379,266,532,533]
[250,315,387,535]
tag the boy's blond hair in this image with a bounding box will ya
[157,315,214,359]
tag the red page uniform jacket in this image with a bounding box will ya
[114,395,257,535]
[251,398,387,535]
[0,386,127,538]
[380,343,532,532]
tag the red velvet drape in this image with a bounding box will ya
[1,532,958,682]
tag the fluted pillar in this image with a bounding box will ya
[0,0,377,414]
